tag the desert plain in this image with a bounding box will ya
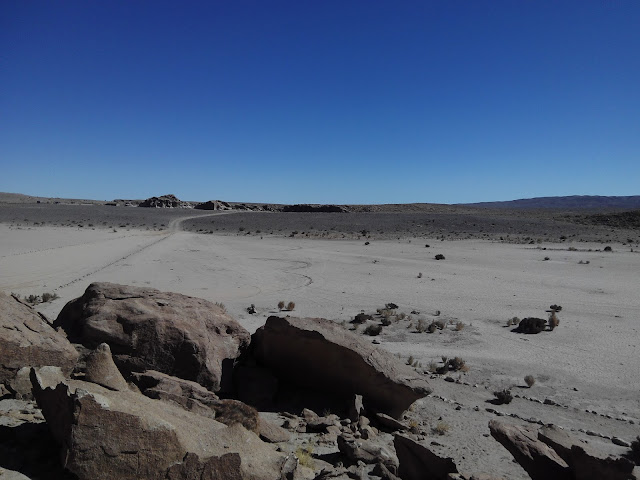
[1,194,639,479]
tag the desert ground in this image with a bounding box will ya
[1,199,639,478]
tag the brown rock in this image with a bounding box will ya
[374,412,408,432]
[248,316,431,419]
[489,420,569,480]
[394,434,458,480]
[538,425,636,480]
[131,369,219,417]
[84,343,129,391]
[0,291,78,385]
[337,434,398,469]
[54,283,250,393]
[30,368,292,480]
[257,416,292,443]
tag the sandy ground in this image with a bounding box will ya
[1,219,638,478]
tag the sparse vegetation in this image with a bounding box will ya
[524,375,536,388]
[416,318,428,333]
[493,389,513,405]
[278,301,285,311]
[435,254,445,260]
[286,301,296,311]
[455,321,464,331]
[432,421,450,435]
[295,446,315,469]
[363,324,382,336]
[215,302,226,313]
[406,355,414,366]
[246,304,256,314]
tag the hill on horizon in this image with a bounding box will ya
[463,195,640,210]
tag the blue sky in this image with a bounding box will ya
[1,1,638,204]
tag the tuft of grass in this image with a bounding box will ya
[41,292,59,303]
[295,447,315,469]
[455,321,464,331]
[286,301,296,311]
[524,375,535,388]
[406,355,414,366]
[432,421,450,435]
[278,301,285,311]
[215,302,226,313]
[416,319,428,333]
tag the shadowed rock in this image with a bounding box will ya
[393,434,458,480]
[245,316,431,419]
[489,420,569,480]
[516,317,547,334]
[54,283,250,393]
[0,291,78,387]
[139,194,191,208]
[30,367,292,480]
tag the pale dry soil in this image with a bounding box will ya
[1,220,638,478]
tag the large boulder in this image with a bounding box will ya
[538,425,637,480]
[0,291,78,387]
[30,367,294,480]
[489,420,569,480]
[194,200,231,210]
[54,283,250,393]
[244,316,431,419]
[516,317,547,334]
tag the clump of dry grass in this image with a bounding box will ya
[278,300,285,311]
[287,301,296,311]
[455,321,464,331]
[432,421,450,435]
[215,302,226,313]
[295,446,315,469]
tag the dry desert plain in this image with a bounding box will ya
[1,198,639,478]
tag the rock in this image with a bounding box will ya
[374,413,408,432]
[138,194,191,208]
[337,434,399,470]
[571,445,636,480]
[246,316,431,419]
[612,437,631,448]
[538,425,636,480]
[257,416,291,443]
[281,204,347,213]
[212,399,259,432]
[0,467,32,480]
[234,366,279,410]
[85,343,129,391]
[194,200,231,211]
[131,369,219,417]
[30,368,293,480]
[372,462,402,480]
[54,283,250,393]
[6,367,34,400]
[349,394,365,422]
[393,434,458,480]
[489,420,569,480]
[516,317,547,334]
[0,291,78,386]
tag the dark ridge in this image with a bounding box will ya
[464,195,640,210]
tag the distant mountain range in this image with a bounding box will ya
[463,195,640,210]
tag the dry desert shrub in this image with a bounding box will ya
[432,421,450,435]
[215,302,226,313]
[548,312,559,330]
[364,324,382,336]
[455,321,465,331]
[435,254,445,260]
[213,399,258,432]
[287,301,296,311]
[524,375,536,388]
[41,292,59,303]
[277,300,285,311]
[295,446,315,469]
[493,389,513,405]
[416,319,428,333]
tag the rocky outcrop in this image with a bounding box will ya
[538,425,637,480]
[0,291,78,387]
[194,200,231,210]
[243,316,431,419]
[30,367,293,480]
[489,420,570,480]
[138,194,191,208]
[54,283,250,393]
[393,434,458,480]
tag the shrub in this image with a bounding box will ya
[364,324,382,336]
[41,292,59,303]
[397,312,406,320]
[278,301,285,311]
[449,357,466,371]
[416,319,428,333]
[213,399,259,432]
[432,421,450,435]
[434,320,445,330]
[435,254,445,260]
[295,446,315,469]
[246,304,256,314]
[548,311,559,330]
[455,321,464,331]
[427,322,437,333]
[428,361,438,373]
[406,355,414,366]
[417,272,423,278]
[353,313,372,324]
[385,302,398,310]
[493,389,513,405]
[215,302,226,313]
[381,316,392,326]
[524,375,535,388]
[287,301,296,311]
[26,294,40,305]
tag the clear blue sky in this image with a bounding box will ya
[1,1,638,204]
